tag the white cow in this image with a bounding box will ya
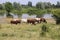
[35,18,40,20]
[35,18,41,23]
[21,19,27,23]
[13,18,19,21]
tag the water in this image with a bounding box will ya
[2,13,18,18]
[21,14,37,19]
[21,14,29,19]
[43,14,53,19]
[21,13,53,19]
[0,13,37,18]
[0,13,53,19]
[10,13,18,18]
[0,13,54,23]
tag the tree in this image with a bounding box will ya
[5,2,13,17]
[0,4,3,10]
[56,1,60,8]
[28,1,32,7]
[40,24,48,36]
[36,2,41,9]
[52,4,56,8]
[36,2,45,9]
[44,2,51,9]
[13,2,22,10]
[27,8,35,15]
[52,10,60,24]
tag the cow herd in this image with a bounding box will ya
[10,18,47,25]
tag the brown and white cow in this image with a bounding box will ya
[10,19,21,24]
[27,18,36,25]
[40,18,47,23]
[35,18,41,23]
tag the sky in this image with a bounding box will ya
[0,0,60,6]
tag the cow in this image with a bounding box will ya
[35,18,41,23]
[21,19,27,23]
[10,19,21,24]
[27,18,36,25]
[40,18,47,23]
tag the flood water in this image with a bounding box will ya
[0,13,53,18]
[43,14,53,19]
[0,13,53,23]
[21,14,37,19]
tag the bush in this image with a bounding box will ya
[1,33,8,37]
[41,24,48,32]
[40,24,48,36]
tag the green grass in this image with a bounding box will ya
[0,23,60,40]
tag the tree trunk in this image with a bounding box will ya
[6,12,13,18]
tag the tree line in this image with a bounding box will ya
[0,1,60,9]
[0,1,60,18]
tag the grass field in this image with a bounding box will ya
[0,23,60,40]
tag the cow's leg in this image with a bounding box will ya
[32,22,36,25]
[37,21,40,23]
[40,21,42,23]
[44,20,47,23]
[15,22,17,25]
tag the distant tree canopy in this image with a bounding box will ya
[56,1,60,8]
[0,4,2,9]
[36,2,51,9]
[0,1,60,19]
[36,2,44,9]
[5,2,13,13]
[0,4,4,10]
[44,2,51,9]
[13,2,22,11]
[28,1,32,7]
[5,2,13,17]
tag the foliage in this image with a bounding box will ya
[41,25,48,32]
[40,24,48,36]
[0,2,60,18]
[0,10,6,15]
[28,1,32,7]
[52,9,60,17]
[13,2,22,11]
[36,2,45,9]
[5,2,13,13]
[56,1,60,8]
[36,2,51,9]
[0,4,4,10]
[5,2,13,17]
[44,2,51,9]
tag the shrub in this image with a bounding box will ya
[40,24,48,37]
[1,33,8,37]
[41,24,48,32]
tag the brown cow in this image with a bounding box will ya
[27,18,36,25]
[40,18,47,23]
[10,19,21,24]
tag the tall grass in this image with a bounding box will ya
[0,23,60,40]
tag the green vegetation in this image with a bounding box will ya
[0,1,60,40]
[0,1,60,16]
[0,23,60,40]
[40,24,49,36]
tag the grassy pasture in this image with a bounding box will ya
[0,23,60,40]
